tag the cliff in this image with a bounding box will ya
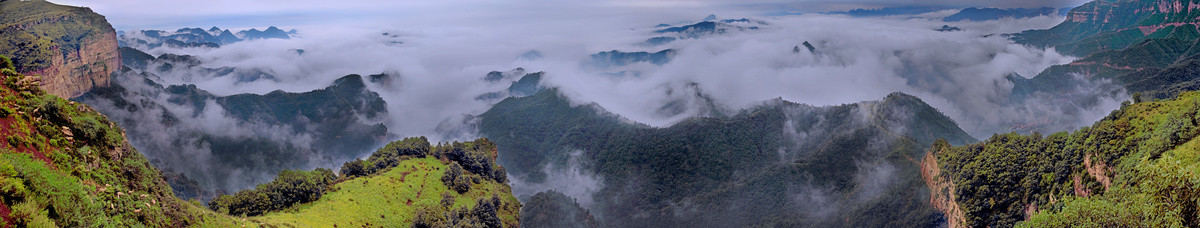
[920,143,965,228]
[0,0,119,98]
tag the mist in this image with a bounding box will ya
[86,2,1134,216]
[126,13,1118,138]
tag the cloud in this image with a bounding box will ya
[508,150,604,209]
[89,0,1123,206]
[82,70,329,191]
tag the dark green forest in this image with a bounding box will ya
[480,88,975,227]
[933,91,1200,227]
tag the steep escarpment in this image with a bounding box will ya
[1011,0,1200,106]
[932,91,1200,227]
[920,144,965,228]
[0,0,119,98]
[1016,0,1200,55]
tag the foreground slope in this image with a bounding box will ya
[927,91,1200,227]
[480,88,975,227]
[0,56,520,227]
[0,56,249,227]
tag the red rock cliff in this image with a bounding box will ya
[26,30,118,98]
[2,0,120,98]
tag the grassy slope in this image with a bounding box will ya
[252,156,520,227]
[0,58,252,227]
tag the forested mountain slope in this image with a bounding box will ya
[926,91,1200,227]
[0,56,249,227]
[1013,0,1200,101]
[0,55,519,227]
[480,88,975,227]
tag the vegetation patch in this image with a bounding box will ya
[934,91,1200,227]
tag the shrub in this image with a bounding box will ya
[209,168,336,216]
[471,195,502,228]
[339,159,368,178]
[442,163,471,194]
[441,192,456,208]
[0,55,13,70]
[413,196,503,228]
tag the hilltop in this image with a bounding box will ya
[479,88,975,227]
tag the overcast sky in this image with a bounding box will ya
[53,0,1088,30]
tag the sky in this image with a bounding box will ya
[53,0,1089,31]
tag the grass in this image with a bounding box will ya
[252,157,521,227]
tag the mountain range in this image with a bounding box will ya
[120,26,295,49]
[479,87,975,227]
[6,0,1200,227]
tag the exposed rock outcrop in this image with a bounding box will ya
[1,0,120,98]
[921,149,966,228]
[1083,153,1112,189]
[26,30,118,98]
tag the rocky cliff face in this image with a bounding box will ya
[1015,0,1200,56]
[0,0,120,98]
[920,148,966,228]
[26,30,118,98]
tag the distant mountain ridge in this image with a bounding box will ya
[1016,0,1200,56]
[828,6,1070,21]
[1012,0,1200,101]
[943,7,1068,22]
[644,16,765,46]
[120,26,293,49]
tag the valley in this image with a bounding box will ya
[4,0,1200,227]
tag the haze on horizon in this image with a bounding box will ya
[54,0,1088,30]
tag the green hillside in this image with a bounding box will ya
[1013,0,1200,104]
[0,55,249,227]
[930,91,1200,227]
[0,0,112,72]
[78,67,390,198]
[480,88,975,227]
[1015,0,1200,56]
[237,137,522,227]
[0,55,519,227]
